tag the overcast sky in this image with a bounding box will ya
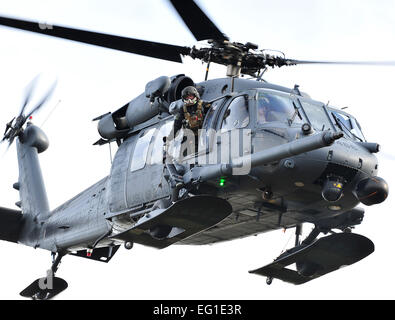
[0,0,395,300]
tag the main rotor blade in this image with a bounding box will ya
[18,75,39,118]
[0,15,190,63]
[26,80,57,119]
[169,0,229,42]
[3,117,14,136]
[6,136,15,149]
[286,59,395,66]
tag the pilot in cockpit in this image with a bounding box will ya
[257,99,270,124]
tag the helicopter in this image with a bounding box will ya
[0,0,394,300]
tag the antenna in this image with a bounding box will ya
[204,52,211,81]
[41,100,61,127]
[108,142,113,165]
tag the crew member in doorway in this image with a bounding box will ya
[170,86,211,138]
[164,86,211,200]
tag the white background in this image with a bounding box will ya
[0,0,394,299]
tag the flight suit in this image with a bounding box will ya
[172,99,211,138]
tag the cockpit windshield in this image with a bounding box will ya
[299,99,333,131]
[256,91,303,125]
[330,110,366,142]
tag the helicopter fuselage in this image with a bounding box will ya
[0,0,392,299]
[24,76,386,254]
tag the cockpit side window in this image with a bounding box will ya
[256,92,302,125]
[203,98,221,130]
[199,99,223,152]
[221,96,249,131]
[331,111,366,142]
[130,128,156,172]
[353,118,366,141]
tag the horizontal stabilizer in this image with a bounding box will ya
[93,138,113,146]
[111,195,232,249]
[249,233,374,285]
[0,206,23,243]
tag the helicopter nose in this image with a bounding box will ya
[355,176,389,206]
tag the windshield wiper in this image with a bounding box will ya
[288,102,302,126]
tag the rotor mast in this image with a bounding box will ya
[226,64,241,78]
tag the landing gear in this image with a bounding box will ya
[124,241,134,250]
[250,224,375,285]
[20,251,68,300]
[343,227,352,233]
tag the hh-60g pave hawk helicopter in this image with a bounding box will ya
[0,0,392,299]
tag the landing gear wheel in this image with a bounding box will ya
[266,277,273,285]
[124,241,134,250]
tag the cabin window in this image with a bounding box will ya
[221,96,249,131]
[300,100,333,131]
[256,92,302,125]
[148,121,173,165]
[130,128,156,172]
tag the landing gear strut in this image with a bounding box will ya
[265,224,321,285]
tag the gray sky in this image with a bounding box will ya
[0,0,395,299]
